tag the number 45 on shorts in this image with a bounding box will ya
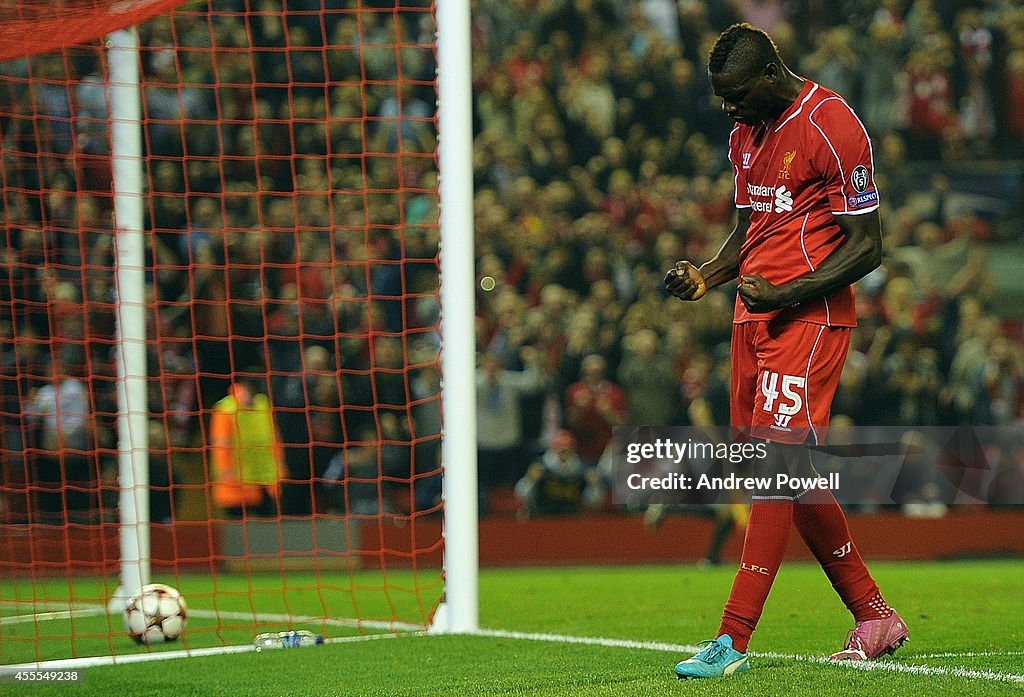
[760,371,805,431]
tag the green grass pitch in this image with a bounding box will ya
[2,560,1022,695]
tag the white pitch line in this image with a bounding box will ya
[1,599,427,634]
[472,628,1024,684]
[914,650,1024,659]
[0,632,407,674]
[0,600,84,609]
[186,608,426,634]
[0,607,107,626]
[755,650,1024,684]
[473,628,704,655]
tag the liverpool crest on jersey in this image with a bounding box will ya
[778,150,796,179]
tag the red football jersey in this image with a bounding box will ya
[729,80,878,327]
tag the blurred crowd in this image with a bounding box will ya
[1,0,1023,523]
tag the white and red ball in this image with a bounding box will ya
[123,583,187,644]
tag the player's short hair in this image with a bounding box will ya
[708,23,780,77]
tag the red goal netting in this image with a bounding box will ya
[0,0,444,665]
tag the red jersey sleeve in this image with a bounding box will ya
[807,97,879,216]
[728,126,752,209]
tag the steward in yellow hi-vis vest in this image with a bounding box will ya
[210,382,285,515]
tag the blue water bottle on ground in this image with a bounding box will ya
[254,630,325,651]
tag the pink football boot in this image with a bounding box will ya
[829,611,909,661]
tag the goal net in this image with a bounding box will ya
[0,0,454,667]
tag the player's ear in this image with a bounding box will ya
[763,62,778,80]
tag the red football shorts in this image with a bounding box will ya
[730,320,850,445]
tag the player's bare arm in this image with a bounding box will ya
[737,209,881,314]
[665,208,751,301]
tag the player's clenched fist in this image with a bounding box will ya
[664,261,707,301]
[737,274,786,313]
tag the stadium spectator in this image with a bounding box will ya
[564,354,628,470]
[558,308,604,392]
[944,314,1001,422]
[973,335,1024,425]
[148,323,198,448]
[988,444,1024,508]
[685,342,732,429]
[374,81,434,153]
[859,14,904,137]
[879,331,942,426]
[1004,48,1024,152]
[617,328,679,426]
[514,429,605,516]
[145,419,180,525]
[271,345,340,516]
[800,27,859,101]
[410,361,443,512]
[832,347,872,426]
[322,426,389,516]
[476,346,547,509]
[24,357,98,522]
[334,325,391,417]
[143,46,212,158]
[898,44,959,160]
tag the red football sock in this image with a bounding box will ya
[793,487,891,622]
[718,499,793,652]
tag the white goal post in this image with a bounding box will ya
[435,0,480,634]
[107,26,151,614]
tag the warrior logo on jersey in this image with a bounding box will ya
[851,165,870,193]
[778,150,796,179]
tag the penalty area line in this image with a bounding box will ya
[471,628,1024,684]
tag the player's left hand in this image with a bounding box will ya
[737,274,789,313]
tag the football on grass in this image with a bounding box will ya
[123,583,187,644]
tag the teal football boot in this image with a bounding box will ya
[674,634,750,679]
